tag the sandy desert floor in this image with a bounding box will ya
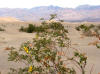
[0,22,100,74]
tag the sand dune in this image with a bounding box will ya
[0,17,22,23]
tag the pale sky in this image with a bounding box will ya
[0,0,100,8]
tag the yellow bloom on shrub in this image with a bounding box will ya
[28,66,32,72]
[35,34,39,39]
[24,47,29,53]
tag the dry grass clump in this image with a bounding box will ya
[4,47,11,50]
[88,40,100,46]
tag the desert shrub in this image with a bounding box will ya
[40,18,44,20]
[76,24,100,48]
[0,27,5,31]
[76,24,95,36]
[8,15,87,74]
[19,24,46,33]
[19,26,24,31]
[49,14,57,21]
[76,24,100,37]
[59,20,64,22]
[19,26,26,32]
[76,24,94,32]
[93,25,100,35]
[26,24,36,33]
[96,43,100,48]
[75,26,80,31]
[19,24,36,33]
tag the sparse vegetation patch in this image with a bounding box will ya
[0,27,5,31]
[76,24,95,36]
[76,24,100,48]
[19,24,45,33]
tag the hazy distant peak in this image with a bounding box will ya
[47,5,62,9]
[0,5,100,22]
[76,4,100,10]
[30,5,63,10]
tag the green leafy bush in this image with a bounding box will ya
[19,24,46,33]
[8,15,87,74]
[19,24,36,33]
[26,24,36,33]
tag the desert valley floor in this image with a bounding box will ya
[0,22,100,74]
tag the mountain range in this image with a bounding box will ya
[0,5,100,22]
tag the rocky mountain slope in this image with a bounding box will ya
[0,5,100,22]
